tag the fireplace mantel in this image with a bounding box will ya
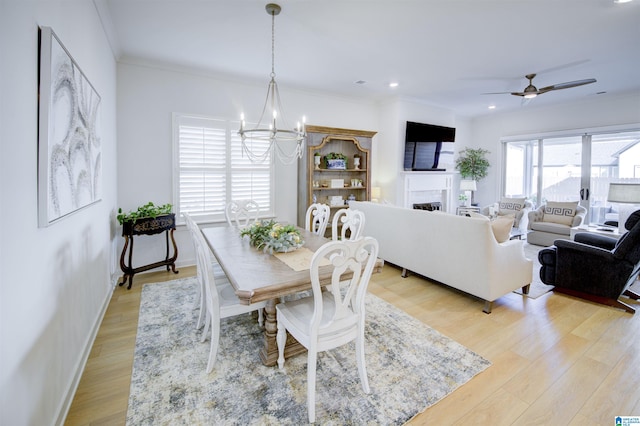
[400,171,456,213]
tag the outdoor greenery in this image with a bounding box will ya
[455,148,490,182]
[117,202,173,225]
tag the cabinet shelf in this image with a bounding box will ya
[314,186,366,191]
[314,168,367,173]
[298,125,377,234]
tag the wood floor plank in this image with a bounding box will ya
[65,265,640,425]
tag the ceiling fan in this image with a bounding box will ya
[487,73,597,99]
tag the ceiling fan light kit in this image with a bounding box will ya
[488,73,597,100]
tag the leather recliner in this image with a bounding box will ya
[538,210,640,313]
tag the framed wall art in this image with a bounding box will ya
[38,26,102,227]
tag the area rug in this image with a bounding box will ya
[126,277,491,425]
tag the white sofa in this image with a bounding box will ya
[350,201,533,313]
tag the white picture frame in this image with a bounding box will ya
[38,26,102,227]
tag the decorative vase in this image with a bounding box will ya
[326,159,346,170]
[354,157,360,170]
[314,155,321,170]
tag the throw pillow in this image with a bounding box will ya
[491,215,514,243]
[543,201,578,226]
[498,197,526,217]
[470,212,513,242]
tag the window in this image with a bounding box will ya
[173,114,274,224]
[502,129,640,224]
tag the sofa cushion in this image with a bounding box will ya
[491,215,515,243]
[499,197,526,216]
[470,212,513,243]
[530,220,571,235]
[543,201,578,226]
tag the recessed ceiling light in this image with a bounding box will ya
[389,82,399,88]
[614,0,633,3]
[488,105,496,110]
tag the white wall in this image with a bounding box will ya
[116,62,378,268]
[470,92,640,207]
[0,2,117,425]
[373,97,471,204]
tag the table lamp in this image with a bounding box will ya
[371,186,381,203]
[607,182,640,234]
[460,180,477,207]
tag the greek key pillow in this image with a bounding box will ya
[498,197,526,217]
[543,201,578,226]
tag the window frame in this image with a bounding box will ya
[172,113,275,225]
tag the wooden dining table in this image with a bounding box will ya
[201,225,383,366]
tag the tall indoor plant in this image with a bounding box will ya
[455,148,490,205]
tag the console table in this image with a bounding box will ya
[119,213,179,289]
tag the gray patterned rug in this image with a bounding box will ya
[126,277,491,425]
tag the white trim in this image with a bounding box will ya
[500,123,640,143]
[56,284,113,426]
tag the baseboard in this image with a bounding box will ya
[54,285,113,426]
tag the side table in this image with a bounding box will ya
[456,206,481,216]
[570,225,623,241]
[119,213,179,289]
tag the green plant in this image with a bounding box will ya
[314,151,321,156]
[240,220,304,254]
[324,152,346,160]
[455,148,490,182]
[324,152,347,168]
[117,202,173,225]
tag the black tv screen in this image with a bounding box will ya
[404,121,455,171]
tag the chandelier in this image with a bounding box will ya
[238,3,306,164]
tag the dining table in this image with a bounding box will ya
[201,225,383,366]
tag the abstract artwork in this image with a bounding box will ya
[38,26,101,226]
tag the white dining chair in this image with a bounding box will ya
[225,200,260,228]
[275,237,379,423]
[184,212,218,330]
[305,203,331,236]
[331,208,365,241]
[191,224,267,373]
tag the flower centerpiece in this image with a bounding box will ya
[240,220,304,254]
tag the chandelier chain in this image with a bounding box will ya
[238,3,306,164]
[271,8,275,78]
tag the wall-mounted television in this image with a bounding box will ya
[403,121,455,171]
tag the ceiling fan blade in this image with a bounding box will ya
[539,78,597,92]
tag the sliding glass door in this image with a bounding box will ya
[503,129,640,224]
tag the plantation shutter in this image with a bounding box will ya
[174,114,274,224]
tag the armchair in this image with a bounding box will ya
[538,210,640,313]
[527,202,587,246]
[481,197,533,231]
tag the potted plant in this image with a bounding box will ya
[117,202,174,235]
[455,148,490,205]
[324,152,347,170]
[353,153,361,170]
[313,151,321,170]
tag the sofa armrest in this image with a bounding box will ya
[574,232,617,251]
[571,206,587,227]
[527,206,544,230]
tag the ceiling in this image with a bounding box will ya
[98,0,640,118]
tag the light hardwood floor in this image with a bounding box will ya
[65,264,640,425]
